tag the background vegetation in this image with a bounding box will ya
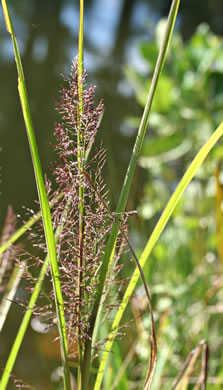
[125,20,223,389]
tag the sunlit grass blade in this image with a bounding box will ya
[1,1,70,388]
[0,263,25,333]
[87,0,181,372]
[94,121,223,389]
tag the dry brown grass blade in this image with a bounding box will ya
[0,206,25,332]
[170,339,209,390]
[193,342,209,390]
[83,171,157,390]
[0,206,18,285]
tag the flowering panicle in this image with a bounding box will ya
[53,61,103,198]
[21,59,131,355]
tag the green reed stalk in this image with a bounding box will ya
[94,121,223,389]
[76,1,85,388]
[82,0,181,383]
[1,2,71,389]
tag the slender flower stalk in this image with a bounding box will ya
[77,2,84,386]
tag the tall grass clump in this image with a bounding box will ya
[1,0,223,389]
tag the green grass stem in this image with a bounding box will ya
[76,1,85,388]
[78,0,84,81]
[1,2,71,388]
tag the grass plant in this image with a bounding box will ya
[1,0,223,389]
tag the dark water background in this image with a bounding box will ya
[1,0,223,388]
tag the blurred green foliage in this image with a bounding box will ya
[125,22,223,388]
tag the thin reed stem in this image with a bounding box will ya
[77,1,85,388]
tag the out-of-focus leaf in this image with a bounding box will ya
[110,342,129,390]
[141,42,159,65]
[126,66,173,111]
[142,133,184,156]
[139,140,191,168]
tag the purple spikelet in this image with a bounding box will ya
[53,60,103,199]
